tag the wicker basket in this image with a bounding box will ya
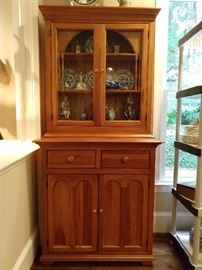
[180,125,199,144]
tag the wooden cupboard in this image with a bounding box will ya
[36,6,161,265]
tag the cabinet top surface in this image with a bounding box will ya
[35,135,162,145]
[39,5,160,22]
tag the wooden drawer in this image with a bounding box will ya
[47,150,96,168]
[101,150,150,169]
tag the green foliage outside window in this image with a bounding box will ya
[165,135,197,168]
[167,1,201,90]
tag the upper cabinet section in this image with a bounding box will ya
[39,6,160,137]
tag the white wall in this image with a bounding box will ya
[0,146,38,270]
[0,1,40,270]
[0,0,41,140]
[0,1,17,139]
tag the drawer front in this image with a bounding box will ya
[47,150,96,168]
[101,150,150,169]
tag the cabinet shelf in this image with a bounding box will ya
[176,85,202,99]
[174,141,202,156]
[172,188,198,216]
[62,52,93,57]
[106,89,140,94]
[176,182,195,201]
[58,89,92,94]
[170,232,202,269]
[58,89,140,94]
[60,52,135,61]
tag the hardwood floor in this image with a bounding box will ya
[31,234,188,270]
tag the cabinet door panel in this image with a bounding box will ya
[99,175,149,252]
[51,24,100,127]
[103,25,149,128]
[48,174,98,252]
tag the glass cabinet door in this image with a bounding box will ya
[51,24,149,130]
[54,26,96,124]
[104,26,148,124]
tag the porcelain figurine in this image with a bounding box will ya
[108,107,116,120]
[77,72,86,89]
[60,96,71,120]
[124,96,135,120]
[117,0,131,7]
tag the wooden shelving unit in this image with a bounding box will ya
[171,21,202,270]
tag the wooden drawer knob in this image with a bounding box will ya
[122,156,129,163]
[67,155,75,162]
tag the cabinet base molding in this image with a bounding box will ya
[40,254,154,263]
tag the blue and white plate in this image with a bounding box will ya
[63,68,79,89]
[114,69,134,90]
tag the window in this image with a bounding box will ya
[159,0,202,183]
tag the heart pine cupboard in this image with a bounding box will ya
[36,6,161,265]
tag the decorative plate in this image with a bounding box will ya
[72,0,97,5]
[63,68,79,89]
[85,36,93,53]
[114,69,134,90]
[84,70,93,89]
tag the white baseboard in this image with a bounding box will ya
[12,229,37,270]
[154,212,193,233]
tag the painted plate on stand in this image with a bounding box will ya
[114,69,134,90]
[63,68,79,89]
[84,70,94,89]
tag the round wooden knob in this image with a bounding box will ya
[67,155,75,162]
[94,69,98,73]
[122,156,129,163]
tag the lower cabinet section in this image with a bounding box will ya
[47,174,149,254]
[37,142,158,263]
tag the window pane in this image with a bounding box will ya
[166,0,202,91]
[161,0,202,182]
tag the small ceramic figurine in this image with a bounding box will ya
[108,107,116,120]
[80,112,87,120]
[60,96,71,120]
[117,0,131,7]
[76,44,81,53]
[124,96,135,120]
[77,72,86,89]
